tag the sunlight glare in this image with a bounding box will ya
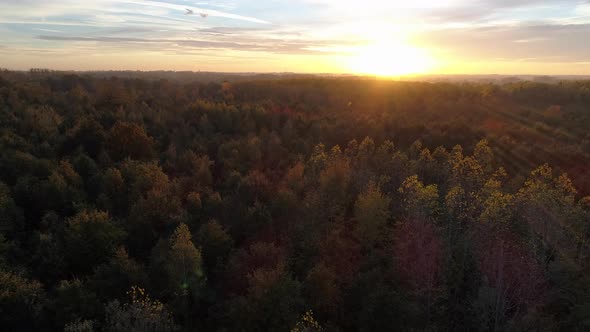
[348,40,435,77]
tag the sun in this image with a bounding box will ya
[348,40,434,77]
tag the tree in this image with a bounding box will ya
[44,160,86,215]
[107,122,154,161]
[449,146,486,194]
[481,191,514,225]
[128,187,183,258]
[197,220,233,273]
[516,164,580,269]
[399,175,439,220]
[472,227,546,331]
[149,224,204,329]
[64,118,105,158]
[0,269,45,330]
[416,147,437,184]
[283,162,305,195]
[0,181,24,238]
[21,105,62,142]
[90,247,145,301]
[316,156,351,221]
[473,139,494,175]
[373,140,395,177]
[175,151,213,188]
[120,160,169,206]
[394,219,443,325]
[305,262,340,319]
[64,319,94,332]
[50,279,102,330]
[225,242,303,331]
[230,273,303,332]
[291,310,323,332]
[167,223,204,297]
[575,196,590,261]
[63,210,125,275]
[317,225,361,287]
[99,168,126,216]
[104,286,177,332]
[354,181,391,245]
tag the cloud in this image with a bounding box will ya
[577,3,590,15]
[297,0,582,26]
[416,23,590,62]
[36,34,355,55]
[123,0,270,24]
[196,26,272,36]
[34,28,64,33]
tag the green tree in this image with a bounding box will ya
[64,118,105,158]
[354,181,391,245]
[50,279,102,330]
[197,220,233,273]
[231,273,304,332]
[305,262,340,319]
[63,210,125,275]
[0,181,24,238]
[90,247,146,301]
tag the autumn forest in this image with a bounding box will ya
[1,71,590,331]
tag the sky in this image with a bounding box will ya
[1,0,590,75]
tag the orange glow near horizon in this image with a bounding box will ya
[346,36,436,77]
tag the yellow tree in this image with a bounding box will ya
[163,223,204,330]
[399,175,439,221]
[479,169,514,225]
[516,164,580,269]
[473,139,494,175]
[167,223,203,297]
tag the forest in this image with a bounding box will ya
[1,71,590,331]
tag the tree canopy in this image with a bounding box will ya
[1,71,590,331]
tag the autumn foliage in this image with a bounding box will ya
[0,72,589,331]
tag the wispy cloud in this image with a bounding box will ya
[37,33,357,55]
[34,28,64,33]
[123,0,270,24]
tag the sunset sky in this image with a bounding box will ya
[1,0,590,75]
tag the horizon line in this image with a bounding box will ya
[3,68,590,78]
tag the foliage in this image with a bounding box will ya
[104,286,176,332]
[0,73,589,330]
[291,310,323,332]
[0,269,45,330]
